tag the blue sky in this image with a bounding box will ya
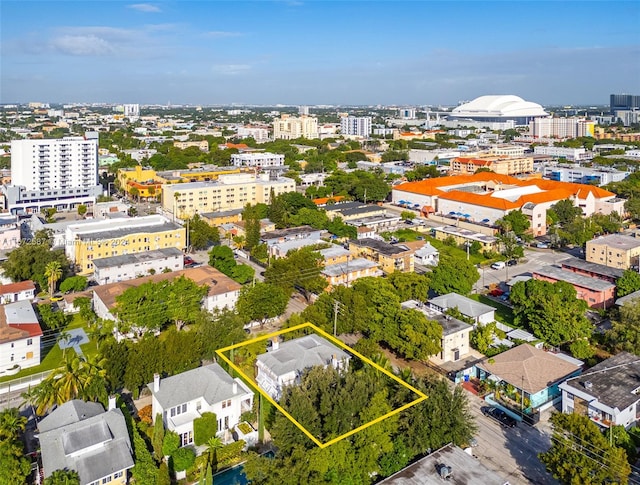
[1,1,639,105]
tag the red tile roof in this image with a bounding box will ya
[0,280,36,295]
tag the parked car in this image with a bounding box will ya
[482,406,517,428]
[184,256,197,268]
[506,259,517,266]
[536,243,549,249]
[490,261,506,270]
[489,288,504,297]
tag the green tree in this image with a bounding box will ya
[196,309,247,360]
[114,281,169,336]
[400,210,416,221]
[171,447,196,472]
[193,412,218,446]
[231,263,255,284]
[208,245,236,275]
[616,269,640,297]
[45,260,63,295]
[236,283,289,326]
[265,247,327,301]
[0,408,27,441]
[539,413,630,485]
[0,439,31,484]
[496,209,530,236]
[386,272,430,301]
[44,469,81,485]
[606,298,640,354]
[162,431,180,457]
[510,279,591,347]
[59,275,87,293]
[77,204,87,218]
[187,214,220,250]
[131,422,159,485]
[429,255,479,295]
[244,203,263,250]
[156,462,171,485]
[3,238,72,291]
[205,437,223,470]
[124,337,165,398]
[549,199,583,226]
[152,413,165,462]
[470,322,499,354]
[164,277,208,331]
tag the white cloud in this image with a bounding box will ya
[212,64,251,75]
[203,31,244,38]
[49,34,116,56]
[127,3,162,13]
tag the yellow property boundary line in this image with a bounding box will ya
[215,322,428,448]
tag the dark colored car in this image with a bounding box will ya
[482,406,517,428]
[506,259,518,266]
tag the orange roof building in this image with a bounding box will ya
[392,173,624,236]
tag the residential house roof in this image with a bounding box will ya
[261,225,319,242]
[312,196,346,206]
[378,444,508,484]
[0,300,42,344]
[38,400,134,484]
[350,238,412,256]
[256,334,350,378]
[92,247,183,269]
[321,258,381,277]
[562,352,640,411]
[0,280,36,295]
[401,300,471,336]
[148,363,252,410]
[93,266,242,310]
[476,344,582,395]
[587,233,640,250]
[428,293,495,318]
[616,289,640,306]
[533,265,616,292]
[560,258,625,279]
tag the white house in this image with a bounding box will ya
[428,293,495,326]
[560,352,640,429]
[0,300,42,374]
[92,247,184,285]
[414,242,439,266]
[255,335,351,401]
[0,280,37,304]
[38,399,134,485]
[148,364,254,448]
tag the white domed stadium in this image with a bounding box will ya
[450,95,547,124]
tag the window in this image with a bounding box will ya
[102,477,112,484]
[566,393,574,400]
[113,471,123,479]
[221,399,232,409]
[27,338,33,345]
[180,431,193,447]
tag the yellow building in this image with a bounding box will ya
[449,155,534,176]
[64,215,185,274]
[273,115,319,140]
[173,140,209,152]
[161,173,296,219]
[348,238,414,274]
[586,234,640,270]
[117,165,243,199]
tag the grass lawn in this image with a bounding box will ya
[0,313,98,384]
[469,294,516,328]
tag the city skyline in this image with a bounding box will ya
[1,1,639,106]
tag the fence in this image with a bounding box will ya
[0,370,52,395]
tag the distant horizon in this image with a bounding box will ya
[2,1,639,105]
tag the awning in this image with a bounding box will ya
[422,206,435,214]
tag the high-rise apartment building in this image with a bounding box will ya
[610,94,640,114]
[5,134,103,214]
[11,135,99,191]
[298,106,309,115]
[529,118,595,139]
[340,116,372,137]
[231,153,285,167]
[123,104,140,118]
[273,115,318,140]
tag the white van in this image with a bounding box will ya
[491,261,506,270]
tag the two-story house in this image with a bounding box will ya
[0,300,42,374]
[38,398,134,485]
[560,352,640,429]
[148,363,254,448]
[428,293,495,326]
[348,238,415,273]
[256,335,351,401]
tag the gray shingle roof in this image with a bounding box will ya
[38,401,134,484]
[257,335,350,378]
[148,363,252,410]
[92,247,183,268]
[533,265,616,291]
[428,293,495,318]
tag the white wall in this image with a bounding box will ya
[0,335,40,372]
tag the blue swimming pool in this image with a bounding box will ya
[212,451,275,485]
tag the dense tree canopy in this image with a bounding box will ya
[265,247,327,301]
[236,283,289,325]
[429,255,479,295]
[606,298,640,355]
[616,270,640,298]
[510,279,591,347]
[539,413,630,485]
[496,209,530,236]
[187,213,220,250]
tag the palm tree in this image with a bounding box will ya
[0,408,27,440]
[45,260,63,296]
[58,330,72,357]
[130,187,140,202]
[205,436,223,470]
[44,469,80,485]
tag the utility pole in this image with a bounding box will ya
[333,300,339,336]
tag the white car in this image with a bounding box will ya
[490,261,506,270]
